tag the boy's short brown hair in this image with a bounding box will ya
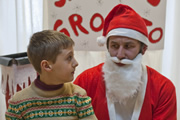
[27,30,74,74]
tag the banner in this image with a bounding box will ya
[47,0,166,51]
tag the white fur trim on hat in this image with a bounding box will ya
[97,36,107,46]
[107,28,149,46]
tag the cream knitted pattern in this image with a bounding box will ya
[5,82,97,120]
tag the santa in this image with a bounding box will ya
[74,4,177,120]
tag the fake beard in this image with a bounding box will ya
[102,53,143,104]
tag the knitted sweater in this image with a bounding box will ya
[5,81,97,120]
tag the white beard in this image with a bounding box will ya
[103,52,143,104]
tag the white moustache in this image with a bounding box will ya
[110,57,133,65]
[109,53,143,65]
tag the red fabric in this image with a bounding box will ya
[74,63,177,120]
[102,4,148,37]
[139,66,177,120]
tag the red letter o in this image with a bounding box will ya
[149,27,163,43]
[90,13,104,32]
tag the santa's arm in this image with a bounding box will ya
[152,80,177,120]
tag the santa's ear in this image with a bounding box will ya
[141,45,147,55]
[41,60,52,72]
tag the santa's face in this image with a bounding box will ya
[108,36,141,66]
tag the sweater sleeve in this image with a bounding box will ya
[73,84,97,120]
[75,96,97,120]
[5,101,23,120]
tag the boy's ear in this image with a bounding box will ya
[41,60,52,72]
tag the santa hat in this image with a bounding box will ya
[97,4,148,46]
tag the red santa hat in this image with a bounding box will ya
[97,4,149,46]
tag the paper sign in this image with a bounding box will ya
[47,0,166,51]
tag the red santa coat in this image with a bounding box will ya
[74,63,177,120]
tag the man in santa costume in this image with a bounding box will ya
[74,4,177,120]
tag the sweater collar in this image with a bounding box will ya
[34,76,63,91]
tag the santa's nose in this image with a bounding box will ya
[116,47,126,60]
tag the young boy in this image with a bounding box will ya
[5,30,97,120]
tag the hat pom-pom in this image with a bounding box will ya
[97,36,106,46]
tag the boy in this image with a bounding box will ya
[5,30,97,120]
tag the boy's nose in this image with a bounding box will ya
[73,58,79,67]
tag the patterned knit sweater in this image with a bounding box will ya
[5,80,97,120]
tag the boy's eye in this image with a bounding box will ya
[67,55,73,61]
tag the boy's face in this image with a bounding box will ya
[50,46,78,84]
